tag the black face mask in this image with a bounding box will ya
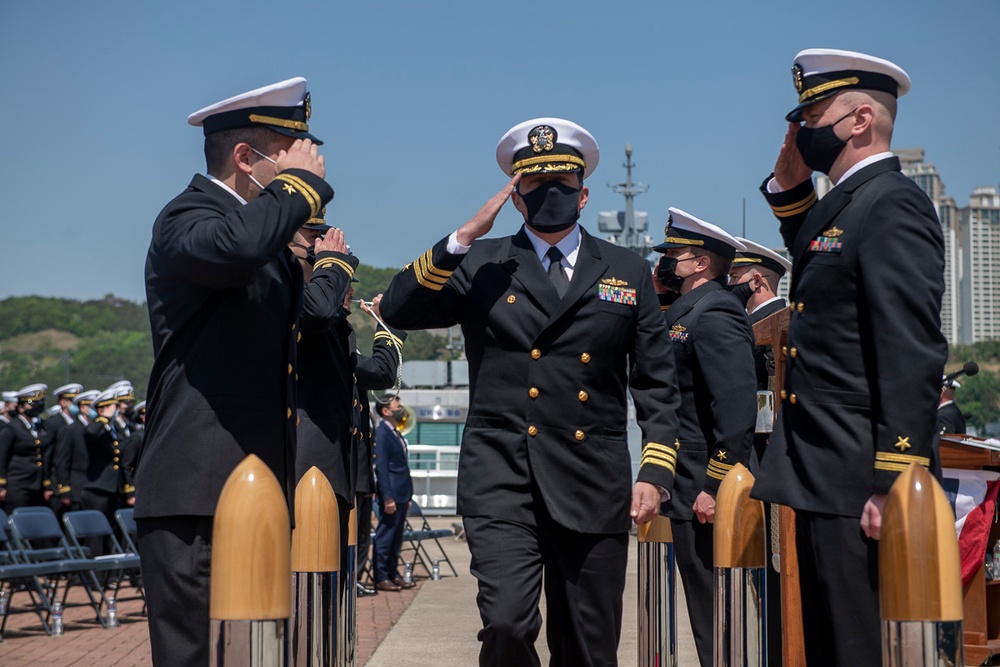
[656,257,685,293]
[518,180,582,233]
[305,246,317,266]
[726,280,755,307]
[390,408,406,422]
[795,108,856,175]
[24,403,44,418]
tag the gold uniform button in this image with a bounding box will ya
[288,364,293,375]
[291,323,297,331]
[789,301,796,310]
[528,425,538,437]
[287,408,292,419]
[507,295,516,304]
[297,332,302,342]
[114,465,119,470]
[353,428,358,435]
[37,461,43,467]
[531,349,542,360]
[790,393,798,404]
[797,302,804,313]
[781,346,788,355]
[296,417,301,426]
[790,347,798,358]
[35,439,41,445]
[528,387,540,399]
[578,391,588,402]
[581,352,591,363]
[575,430,585,441]
[114,457,120,462]
[780,389,787,400]
[353,399,358,407]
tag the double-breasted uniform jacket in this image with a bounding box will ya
[0,416,52,498]
[84,416,125,495]
[661,278,757,521]
[380,226,681,534]
[353,324,407,497]
[294,250,361,505]
[937,402,966,435]
[751,157,948,517]
[137,170,333,519]
[54,417,88,504]
[373,419,413,506]
[46,412,75,496]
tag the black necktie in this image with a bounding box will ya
[546,246,569,298]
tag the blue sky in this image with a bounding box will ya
[2,1,997,303]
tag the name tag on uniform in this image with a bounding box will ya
[669,324,689,343]
[598,278,636,305]
[808,226,844,254]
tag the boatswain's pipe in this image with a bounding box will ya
[210,454,291,667]
[714,463,766,667]
[638,515,676,667]
[337,507,358,667]
[291,467,341,666]
[880,462,964,666]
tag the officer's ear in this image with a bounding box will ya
[233,143,255,175]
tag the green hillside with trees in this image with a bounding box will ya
[2,290,998,434]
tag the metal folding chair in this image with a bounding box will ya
[63,511,144,611]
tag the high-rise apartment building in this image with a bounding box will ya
[961,187,1000,343]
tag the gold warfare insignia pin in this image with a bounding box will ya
[528,125,556,153]
[792,63,804,93]
[304,92,312,120]
[895,436,911,452]
[601,277,628,287]
[820,226,844,237]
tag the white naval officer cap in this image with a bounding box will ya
[54,383,84,400]
[92,388,119,410]
[653,208,746,260]
[496,118,599,180]
[73,390,101,407]
[47,405,62,417]
[786,48,911,122]
[187,76,322,144]
[16,384,48,402]
[734,238,792,277]
[3,391,20,403]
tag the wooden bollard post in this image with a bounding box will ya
[290,467,340,666]
[880,463,964,666]
[637,515,676,667]
[337,507,358,667]
[210,455,291,667]
[714,463,766,667]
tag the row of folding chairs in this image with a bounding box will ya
[364,500,458,584]
[0,506,142,640]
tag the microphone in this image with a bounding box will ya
[943,361,979,387]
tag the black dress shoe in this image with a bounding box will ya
[357,582,378,597]
[376,580,402,592]
[394,577,416,590]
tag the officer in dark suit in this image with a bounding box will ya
[652,208,756,667]
[0,384,54,510]
[44,383,84,515]
[371,394,414,591]
[750,49,948,667]
[380,118,681,666]
[291,210,360,578]
[121,400,145,507]
[82,388,126,555]
[351,292,407,596]
[54,389,99,511]
[937,379,967,435]
[136,77,333,667]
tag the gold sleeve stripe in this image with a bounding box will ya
[417,249,453,279]
[58,485,71,493]
[708,460,733,471]
[875,452,931,466]
[374,331,403,347]
[0,477,7,484]
[416,256,449,285]
[272,173,321,218]
[769,192,818,218]
[413,249,454,291]
[640,452,677,472]
[875,461,919,473]
[642,451,677,466]
[644,442,678,455]
[314,257,355,276]
[707,468,727,481]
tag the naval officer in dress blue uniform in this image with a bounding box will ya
[750,49,948,667]
[137,77,334,667]
[652,209,757,667]
[380,118,681,666]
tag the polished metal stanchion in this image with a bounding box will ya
[638,515,676,667]
[337,507,358,667]
[880,463,964,666]
[714,463,766,667]
[210,454,291,667]
[290,467,341,666]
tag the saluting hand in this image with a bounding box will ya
[276,138,326,179]
[317,227,347,254]
[455,174,521,246]
[630,481,661,525]
[773,123,813,191]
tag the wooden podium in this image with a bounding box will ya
[751,307,806,665]
[940,435,1000,665]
